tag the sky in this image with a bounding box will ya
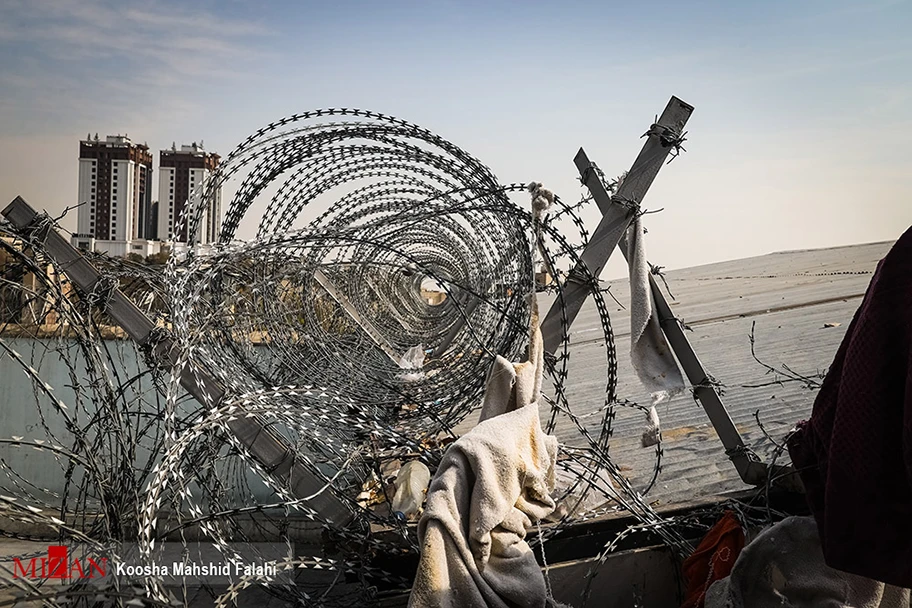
[0,0,909,278]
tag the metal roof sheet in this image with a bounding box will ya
[461,240,894,506]
[568,240,893,505]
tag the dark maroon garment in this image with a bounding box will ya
[787,226,912,588]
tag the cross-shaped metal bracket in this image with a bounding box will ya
[1,196,356,527]
[541,96,787,488]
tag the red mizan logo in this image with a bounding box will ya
[12,546,107,580]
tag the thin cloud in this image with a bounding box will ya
[120,6,268,37]
[0,0,270,134]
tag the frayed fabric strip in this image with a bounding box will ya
[641,405,662,448]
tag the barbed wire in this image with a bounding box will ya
[0,108,771,605]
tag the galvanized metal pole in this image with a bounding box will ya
[430,290,480,359]
[364,273,412,332]
[541,97,694,356]
[314,268,401,364]
[2,196,355,527]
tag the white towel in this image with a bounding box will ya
[409,325,560,608]
[705,516,911,608]
[627,216,685,407]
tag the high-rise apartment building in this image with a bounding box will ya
[157,143,221,244]
[75,135,153,242]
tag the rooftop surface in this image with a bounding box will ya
[509,240,892,507]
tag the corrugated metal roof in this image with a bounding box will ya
[464,240,894,507]
[564,240,893,505]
